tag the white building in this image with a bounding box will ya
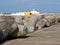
[11,12,25,16]
[30,9,40,14]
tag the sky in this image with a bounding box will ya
[0,0,60,13]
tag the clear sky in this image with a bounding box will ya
[0,0,60,13]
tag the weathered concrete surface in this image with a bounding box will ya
[2,23,60,45]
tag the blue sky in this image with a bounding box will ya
[0,0,60,13]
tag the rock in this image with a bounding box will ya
[23,15,40,33]
[11,25,28,37]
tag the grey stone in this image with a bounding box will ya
[23,15,42,33]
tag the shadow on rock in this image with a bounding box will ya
[0,35,30,44]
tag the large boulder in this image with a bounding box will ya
[44,14,56,26]
[10,16,28,37]
[23,15,43,32]
[0,16,18,41]
[55,14,60,22]
[36,18,46,29]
